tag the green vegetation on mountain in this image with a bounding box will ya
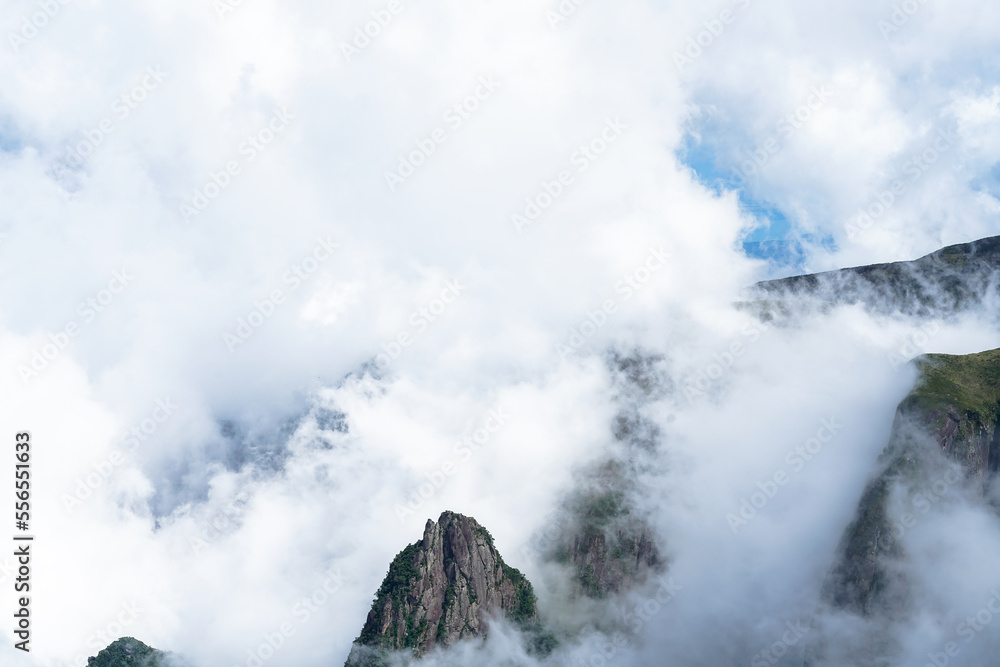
[346,512,544,666]
[904,349,1000,434]
[823,347,1000,618]
[360,540,423,644]
[87,638,170,667]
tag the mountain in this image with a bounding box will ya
[531,352,666,602]
[806,348,1000,664]
[542,477,661,599]
[86,637,170,667]
[824,348,1000,615]
[745,235,1000,318]
[80,237,1000,666]
[738,237,1000,664]
[344,511,546,666]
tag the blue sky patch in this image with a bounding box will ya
[0,116,22,153]
[678,127,837,274]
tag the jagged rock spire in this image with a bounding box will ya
[345,511,539,665]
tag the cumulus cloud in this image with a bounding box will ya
[0,0,999,666]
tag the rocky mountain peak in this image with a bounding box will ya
[86,637,169,667]
[345,511,539,665]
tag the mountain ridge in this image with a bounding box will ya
[745,235,1000,318]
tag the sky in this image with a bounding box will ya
[1,0,1000,666]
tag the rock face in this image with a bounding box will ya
[800,349,1000,667]
[536,352,666,602]
[745,235,1000,319]
[544,477,662,600]
[560,515,660,599]
[87,637,169,667]
[821,349,1000,617]
[345,511,539,665]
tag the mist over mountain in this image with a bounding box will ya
[3,1,1000,667]
[75,235,1000,667]
[746,236,1000,320]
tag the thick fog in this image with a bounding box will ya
[1,0,1000,665]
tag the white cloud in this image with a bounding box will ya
[0,0,999,665]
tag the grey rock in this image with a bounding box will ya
[345,511,540,665]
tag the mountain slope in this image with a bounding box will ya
[745,236,1000,318]
[531,352,666,602]
[821,348,1000,617]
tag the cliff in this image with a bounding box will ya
[542,473,662,600]
[822,348,1000,616]
[543,352,665,601]
[344,511,542,665]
